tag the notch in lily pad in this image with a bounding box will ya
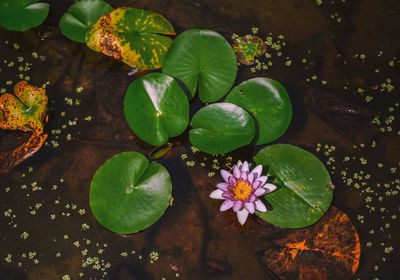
[189,102,255,154]
[0,0,50,31]
[162,29,237,102]
[90,152,172,234]
[225,77,292,145]
[254,144,333,229]
[59,0,113,43]
[124,73,189,146]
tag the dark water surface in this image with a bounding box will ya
[0,0,399,279]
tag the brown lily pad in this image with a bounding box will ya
[0,133,48,173]
[260,206,361,280]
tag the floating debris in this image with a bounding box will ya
[232,35,267,65]
[149,142,174,160]
[35,24,55,40]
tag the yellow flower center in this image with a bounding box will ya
[232,180,252,200]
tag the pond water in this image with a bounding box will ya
[0,0,399,279]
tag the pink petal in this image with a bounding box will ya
[248,195,256,202]
[232,200,243,212]
[220,199,234,211]
[228,176,237,186]
[249,165,263,178]
[264,183,277,193]
[252,180,261,190]
[237,208,249,225]
[248,173,255,184]
[241,171,248,181]
[256,176,268,188]
[241,161,249,172]
[244,202,255,214]
[220,170,232,183]
[216,183,228,191]
[210,189,224,199]
[254,199,267,212]
[253,188,266,197]
[233,165,241,179]
[222,191,233,199]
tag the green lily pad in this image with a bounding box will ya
[85,7,175,69]
[254,144,333,229]
[225,77,292,145]
[59,0,113,43]
[189,102,255,154]
[0,0,50,31]
[0,81,48,134]
[162,29,237,102]
[124,73,189,146]
[90,152,172,234]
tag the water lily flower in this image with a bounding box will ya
[210,160,277,225]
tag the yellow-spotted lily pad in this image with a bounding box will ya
[85,7,175,70]
[0,81,48,134]
[0,81,48,173]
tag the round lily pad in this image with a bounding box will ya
[0,0,50,31]
[189,102,255,154]
[124,73,189,146]
[85,7,175,70]
[225,77,292,145]
[162,29,237,102]
[254,144,333,228]
[90,152,172,234]
[59,0,113,43]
